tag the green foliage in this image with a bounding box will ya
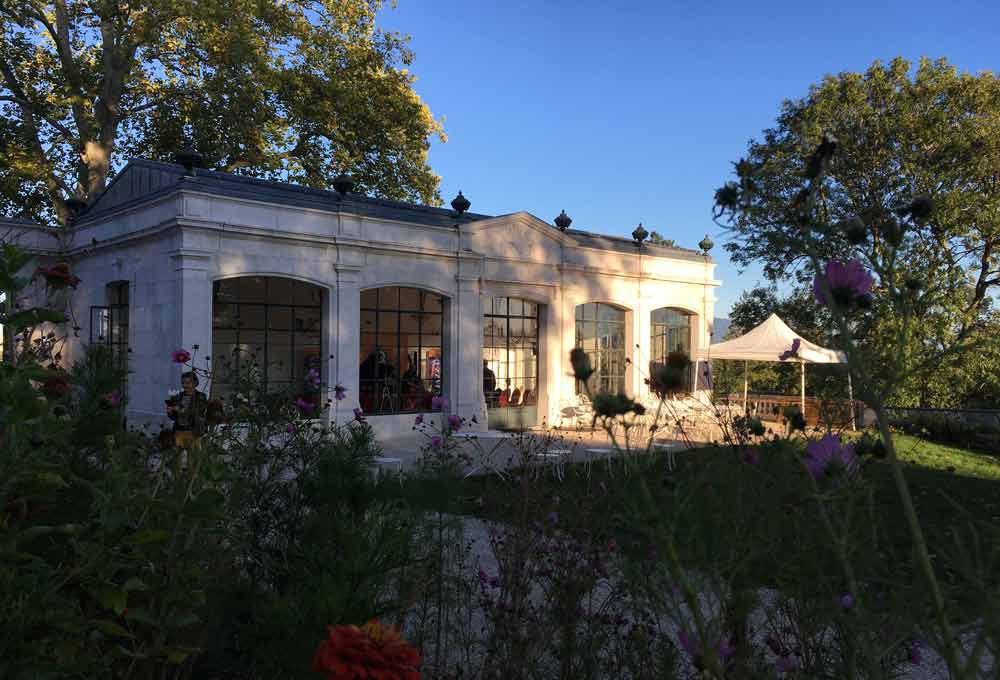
[0,0,445,223]
[723,57,1000,408]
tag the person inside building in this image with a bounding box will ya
[483,359,497,406]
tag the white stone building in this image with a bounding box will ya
[2,159,720,438]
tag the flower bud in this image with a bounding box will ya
[840,216,868,245]
[883,218,904,248]
[908,195,933,221]
[570,348,594,382]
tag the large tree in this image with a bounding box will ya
[721,58,1000,407]
[0,0,445,224]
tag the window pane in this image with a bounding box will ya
[524,301,537,318]
[294,280,322,306]
[598,304,624,322]
[379,287,399,308]
[269,307,292,330]
[240,277,267,302]
[400,312,420,335]
[238,305,266,330]
[361,288,378,308]
[267,278,292,304]
[215,279,239,303]
[399,287,421,310]
[422,314,442,335]
[493,297,507,316]
[508,298,523,316]
[214,303,236,329]
[423,293,443,313]
[378,312,398,334]
[361,310,376,333]
[295,307,321,333]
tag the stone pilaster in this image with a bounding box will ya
[330,266,362,426]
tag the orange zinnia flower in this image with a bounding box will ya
[312,620,421,680]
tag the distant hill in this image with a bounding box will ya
[712,318,731,343]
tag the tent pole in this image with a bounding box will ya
[847,369,856,431]
[800,361,806,417]
[743,360,748,413]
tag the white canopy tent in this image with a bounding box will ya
[707,314,851,422]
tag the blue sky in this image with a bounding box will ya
[379,0,998,316]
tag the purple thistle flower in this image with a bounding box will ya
[805,434,858,481]
[353,407,366,423]
[286,423,297,434]
[431,395,450,411]
[295,397,315,413]
[775,654,797,674]
[677,630,698,657]
[414,414,424,425]
[716,637,736,659]
[448,414,462,431]
[431,435,442,449]
[813,259,873,308]
[333,384,347,401]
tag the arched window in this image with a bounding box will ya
[575,302,627,395]
[483,297,539,426]
[360,286,445,415]
[212,277,324,401]
[650,307,692,370]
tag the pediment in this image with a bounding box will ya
[463,211,574,263]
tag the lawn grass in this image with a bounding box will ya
[388,432,1000,607]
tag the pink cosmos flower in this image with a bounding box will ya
[813,259,873,308]
[414,414,424,425]
[805,433,858,481]
[334,384,347,401]
[447,414,462,431]
[171,349,192,364]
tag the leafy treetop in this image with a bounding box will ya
[0,0,446,224]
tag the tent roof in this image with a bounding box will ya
[707,314,846,364]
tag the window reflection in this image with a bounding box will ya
[211,277,323,402]
[575,303,627,395]
[483,297,538,409]
[360,286,445,415]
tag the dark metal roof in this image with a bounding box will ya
[79,159,492,228]
[74,158,710,260]
[566,229,706,260]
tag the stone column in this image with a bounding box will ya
[634,298,653,401]
[171,250,213,392]
[330,266,361,426]
[541,297,563,427]
[454,276,486,430]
